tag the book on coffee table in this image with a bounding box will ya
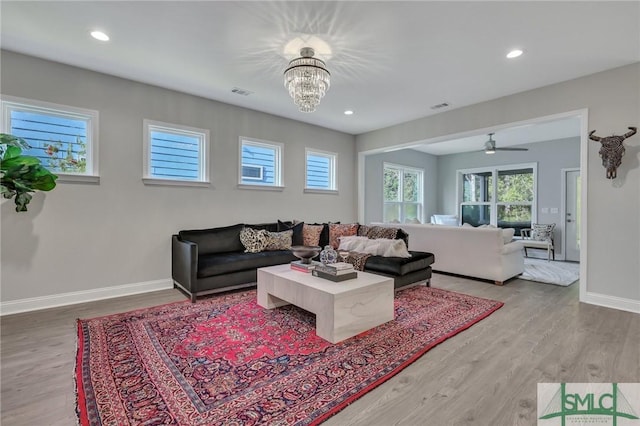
[314,264,355,276]
[290,261,320,273]
[312,269,358,282]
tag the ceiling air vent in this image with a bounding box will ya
[430,102,450,110]
[231,87,253,96]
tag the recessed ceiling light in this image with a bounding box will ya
[90,31,110,42]
[506,49,523,59]
[344,110,354,115]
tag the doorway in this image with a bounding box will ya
[562,168,581,262]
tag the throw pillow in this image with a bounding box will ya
[263,230,293,251]
[338,236,369,251]
[371,238,411,258]
[531,223,555,241]
[302,224,323,246]
[502,228,515,244]
[328,223,358,249]
[357,225,371,237]
[277,220,304,246]
[383,239,411,258]
[366,225,399,240]
[239,227,268,253]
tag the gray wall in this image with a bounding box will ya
[356,62,640,306]
[363,150,438,224]
[0,51,357,302]
[436,137,580,256]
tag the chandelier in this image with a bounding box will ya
[283,47,331,113]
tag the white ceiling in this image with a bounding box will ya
[1,1,638,137]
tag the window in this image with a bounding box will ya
[459,163,537,235]
[305,149,337,193]
[1,95,99,183]
[383,163,423,223]
[239,137,283,189]
[143,120,209,186]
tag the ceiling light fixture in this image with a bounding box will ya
[506,49,523,59]
[344,110,354,115]
[283,47,330,113]
[90,31,110,41]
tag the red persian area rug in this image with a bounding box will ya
[76,286,503,425]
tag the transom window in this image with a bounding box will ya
[383,163,424,223]
[1,95,99,182]
[239,137,283,188]
[305,148,337,192]
[458,163,537,235]
[143,120,209,186]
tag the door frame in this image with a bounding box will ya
[561,167,580,261]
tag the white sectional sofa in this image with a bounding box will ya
[372,223,524,285]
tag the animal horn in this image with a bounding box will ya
[589,130,601,142]
[623,127,637,139]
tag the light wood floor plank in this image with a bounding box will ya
[1,273,638,425]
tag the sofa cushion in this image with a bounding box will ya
[179,224,244,255]
[329,223,358,248]
[246,222,279,232]
[197,250,297,278]
[364,251,434,276]
[264,230,293,251]
[240,227,268,253]
[277,220,304,246]
[302,224,324,246]
[337,236,370,251]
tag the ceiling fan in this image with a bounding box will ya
[483,133,529,154]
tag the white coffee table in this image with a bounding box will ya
[257,264,394,344]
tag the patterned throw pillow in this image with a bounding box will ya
[531,223,555,241]
[328,223,358,249]
[239,227,268,253]
[263,230,293,251]
[302,224,323,246]
[366,225,399,240]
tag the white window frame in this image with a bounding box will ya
[238,137,284,191]
[304,148,338,194]
[142,119,210,187]
[383,162,424,223]
[1,95,99,184]
[456,162,538,227]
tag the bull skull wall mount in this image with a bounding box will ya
[589,126,637,179]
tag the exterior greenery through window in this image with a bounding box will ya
[459,163,536,235]
[1,96,98,181]
[305,149,337,191]
[239,137,283,188]
[143,120,209,185]
[383,163,423,223]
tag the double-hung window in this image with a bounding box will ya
[239,137,283,189]
[383,163,424,223]
[458,163,537,234]
[1,95,99,183]
[305,148,337,193]
[143,120,209,186]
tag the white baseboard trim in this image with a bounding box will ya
[0,278,174,316]
[581,291,640,314]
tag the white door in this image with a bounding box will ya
[564,170,581,262]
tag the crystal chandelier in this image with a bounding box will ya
[283,47,331,113]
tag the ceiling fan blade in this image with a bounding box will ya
[495,147,529,151]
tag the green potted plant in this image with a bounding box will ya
[1,133,58,212]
